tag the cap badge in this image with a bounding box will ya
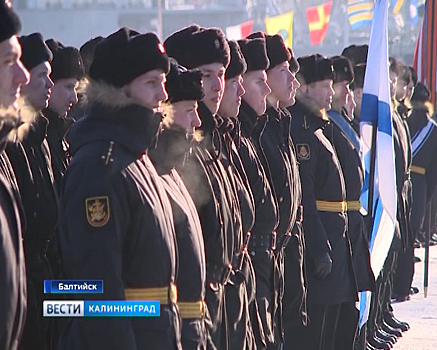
[158,43,165,54]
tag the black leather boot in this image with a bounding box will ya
[375,329,397,345]
[368,336,392,349]
[384,315,410,332]
[382,321,402,337]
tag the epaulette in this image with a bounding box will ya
[70,140,138,178]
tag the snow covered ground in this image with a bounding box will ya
[392,245,437,349]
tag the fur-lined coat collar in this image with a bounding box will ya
[411,100,434,117]
[0,98,38,150]
[289,93,329,131]
[25,112,49,147]
[67,81,163,157]
[0,107,21,152]
[407,100,435,138]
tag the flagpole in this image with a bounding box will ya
[367,121,378,220]
[424,200,431,297]
[431,0,437,106]
[157,0,163,40]
[422,0,436,298]
[343,3,350,48]
[426,0,437,106]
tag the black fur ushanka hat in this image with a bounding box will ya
[164,25,230,70]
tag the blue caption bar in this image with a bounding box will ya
[84,301,160,317]
[44,280,103,294]
[43,300,160,317]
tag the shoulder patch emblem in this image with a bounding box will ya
[296,144,310,160]
[86,196,110,227]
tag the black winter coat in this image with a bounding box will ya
[0,118,26,350]
[178,102,239,350]
[218,116,257,350]
[289,98,357,305]
[326,109,375,292]
[6,113,59,350]
[238,101,281,347]
[406,102,437,233]
[57,83,180,350]
[43,108,73,193]
[260,104,306,331]
[392,107,413,248]
[251,102,307,338]
[150,127,208,350]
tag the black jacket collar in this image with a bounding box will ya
[239,99,263,138]
[198,101,217,136]
[68,103,162,158]
[67,82,164,158]
[149,126,193,174]
[288,97,329,131]
[44,108,74,141]
[25,112,49,147]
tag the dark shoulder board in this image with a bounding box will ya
[71,140,137,174]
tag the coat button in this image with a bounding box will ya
[33,212,37,218]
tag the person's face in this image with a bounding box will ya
[389,70,398,99]
[123,69,167,111]
[218,75,245,118]
[395,79,408,101]
[21,61,54,111]
[354,88,363,111]
[345,89,356,120]
[0,36,29,110]
[171,100,201,135]
[333,80,350,109]
[48,78,79,116]
[242,70,271,116]
[305,79,334,110]
[280,71,301,108]
[267,61,293,103]
[197,63,226,115]
[405,80,415,101]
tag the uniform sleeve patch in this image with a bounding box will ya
[86,196,110,227]
[296,143,310,160]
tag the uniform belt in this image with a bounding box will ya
[410,165,426,175]
[346,200,362,211]
[316,200,347,213]
[124,283,177,304]
[178,300,205,319]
